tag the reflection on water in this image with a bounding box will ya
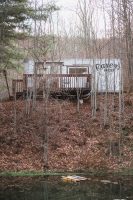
[0,176,133,200]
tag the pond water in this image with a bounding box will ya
[0,176,133,200]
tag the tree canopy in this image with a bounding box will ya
[0,0,58,70]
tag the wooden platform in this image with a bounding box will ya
[12,74,91,99]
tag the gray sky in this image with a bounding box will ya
[56,0,79,26]
[41,0,111,37]
[55,0,110,37]
[56,0,77,7]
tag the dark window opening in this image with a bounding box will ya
[69,67,87,74]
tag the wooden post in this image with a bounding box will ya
[3,70,11,99]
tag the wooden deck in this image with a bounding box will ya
[12,74,91,98]
[12,79,24,98]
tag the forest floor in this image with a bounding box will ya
[0,93,133,173]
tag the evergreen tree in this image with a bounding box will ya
[0,0,58,70]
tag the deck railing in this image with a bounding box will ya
[23,74,91,91]
[12,74,91,97]
[12,79,23,97]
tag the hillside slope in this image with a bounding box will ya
[0,94,133,172]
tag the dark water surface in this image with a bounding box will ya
[0,176,133,200]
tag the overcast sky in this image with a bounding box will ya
[56,0,77,7]
[56,0,110,37]
[56,0,79,26]
[36,0,111,37]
